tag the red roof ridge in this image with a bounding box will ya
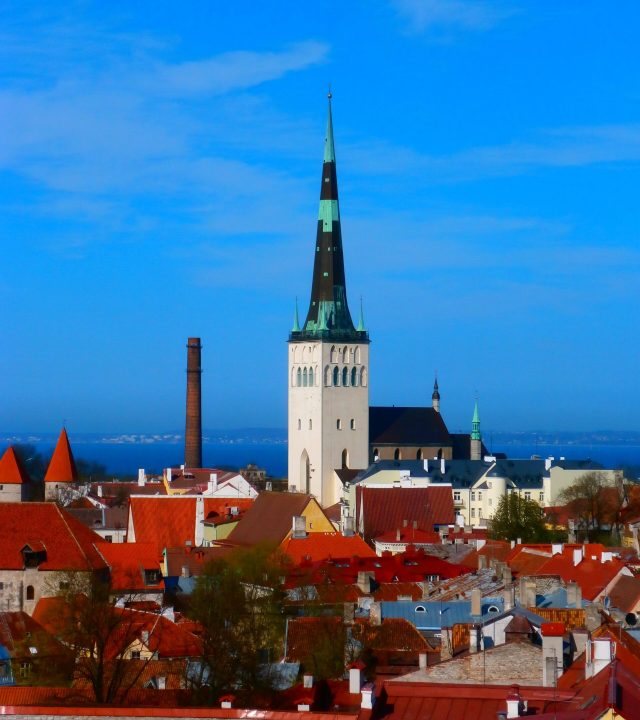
[44,428,78,484]
[0,446,30,485]
[55,505,101,570]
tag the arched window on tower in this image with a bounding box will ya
[333,367,340,386]
[26,585,34,601]
[330,345,337,363]
[303,368,308,387]
[354,347,361,364]
[298,419,301,430]
[324,366,331,386]
[417,449,423,460]
[291,367,296,386]
[360,367,367,387]
[300,450,310,494]
[437,448,443,459]
[351,367,357,386]
[308,367,314,387]
[297,368,302,387]
[342,449,349,469]
[373,448,380,461]
[342,346,349,363]
[342,367,348,386]
[394,448,401,460]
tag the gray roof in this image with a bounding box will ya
[487,459,548,489]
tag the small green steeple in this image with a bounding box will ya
[357,297,365,332]
[292,297,300,332]
[471,401,481,441]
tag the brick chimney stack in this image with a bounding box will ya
[185,337,202,469]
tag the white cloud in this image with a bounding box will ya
[393,0,514,33]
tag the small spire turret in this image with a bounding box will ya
[432,375,440,413]
[471,400,482,460]
[292,297,300,332]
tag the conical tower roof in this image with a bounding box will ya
[44,428,78,484]
[291,95,368,344]
[0,446,30,485]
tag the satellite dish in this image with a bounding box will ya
[626,612,637,626]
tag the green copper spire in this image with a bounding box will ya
[357,297,365,332]
[471,401,481,441]
[324,92,336,163]
[290,93,368,344]
[292,297,300,332]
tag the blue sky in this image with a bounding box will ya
[1,1,639,434]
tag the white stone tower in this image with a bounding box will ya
[288,95,370,508]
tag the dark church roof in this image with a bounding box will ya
[450,433,489,460]
[369,406,451,446]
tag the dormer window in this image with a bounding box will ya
[21,543,47,568]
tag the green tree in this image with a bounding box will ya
[188,544,286,706]
[488,492,550,542]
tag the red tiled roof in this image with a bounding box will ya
[0,503,108,571]
[0,446,30,484]
[0,611,66,659]
[374,528,441,544]
[281,532,375,564]
[608,574,640,614]
[128,496,254,554]
[97,542,163,591]
[44,428,78,483]
[352,618,431,653]
[227,492,318,547]
[529,545,629,601]
[356,486,454,542]
[164,545,232,577]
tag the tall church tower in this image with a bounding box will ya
[288,95,370,507]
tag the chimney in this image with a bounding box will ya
[419,652,427,669]
[357,570,374,594]
[97,485,103,498]
[573,547,584,566]
[165,467,173,483]
[181,565,191,578]
[545,457,552,471]
[541,623,565,687]
[502,565,512,585]
[471,587,482,617]
[506,688,521,719]
[342,516,355,537]
[137,468,146,487]
[303,673,313,688]
[220,695,234,709]
[195,496,205,546]
[503,586,513,611]
[360,683,374,710]
[396,528,401,542]
[440,457,445,474]
[519,577,536,608]
[349,667,362,694]
[478,555,487,570]
[208,473,218,494]
[141,630,150,645]
[157,676,166,690]
[185,337,203,469]
[566,581,582,608]
[292,515,307,539]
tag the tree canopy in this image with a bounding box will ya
[488,492,550,542]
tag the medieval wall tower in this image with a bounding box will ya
[287,96,370,508]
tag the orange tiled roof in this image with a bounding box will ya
[97,542,163,591]
[0,446,30,485]
[281,532,375,564]
[609,574,640,614]
[128,496,254,554]
[0,503,108,571]
[44,428,78,483]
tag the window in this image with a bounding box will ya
[26,585,34,601]
[471,492,476,501]
[342,367,348,386]
[394,448,401,460]
[416,449,423,460]
[360,366,367,386]
[303,367,308,387]
[351,366,357,386]
[453,491,461,502]
[59,581,69,590]
[373,448,379,461]
[539,492,544,501]
[298,419,301,430]
[337,419,342,430]
[333,367,340,386]
[478,492,482,500]
[296,367,302,386]
[415,605,426,612]
[324,366,331,386]
[471,508,476,518]
[309,419,312,430]
[342,346,349,363]
[308,367,314,386]
[350,418,355,430]
[330,345,338,363]
[131,651,141,660]
[104,535,113,543]
[341,449,349,469]
[524,491,531,500]
[354,347,361,364]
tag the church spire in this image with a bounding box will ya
[432,374,440,413]
[291,94,367,343]
[471,400,482,460]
